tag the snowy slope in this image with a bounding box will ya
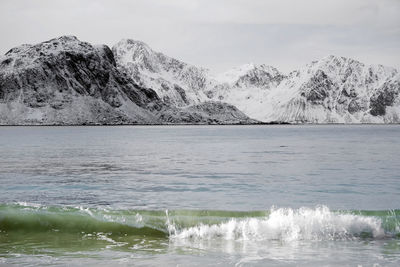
[113,39,211,107]
[219,56,399,123]
[206,63,288,120]
[114,39,399,123]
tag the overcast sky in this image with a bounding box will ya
[1,0,399,73]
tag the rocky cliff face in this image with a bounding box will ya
[0,36,255,125]
[370,75,400,118]
[159,102,257,124]
[0,36,164,124]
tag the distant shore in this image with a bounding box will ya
[2,122,400,126]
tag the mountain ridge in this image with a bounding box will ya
[1,36,399,124]
[113,39,399,123]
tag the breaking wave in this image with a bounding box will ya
[170,206,397,241]
[1,203,399,242]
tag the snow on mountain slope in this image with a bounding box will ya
[215,63,286,89]
[206,64,288,120]
[112,41,286,119]
[113,38,400,123]
[255,56,399,123]
[112,38,400,123]
[9,36,396,124]
[208,56,399,123]
[0,36,256,125]
[113,39,210,107]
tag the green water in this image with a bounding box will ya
[1,204,400,262]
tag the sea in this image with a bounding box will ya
[0,125,399,266]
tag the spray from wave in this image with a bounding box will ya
[169,206,388,242]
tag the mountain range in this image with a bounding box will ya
[0,36,254,125]
[1,36,399,125]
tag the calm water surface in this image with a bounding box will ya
[0,125,399,266]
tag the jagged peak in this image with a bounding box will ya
[315,55,398,75]
[114,39,155,56]
[1,36,99,72]
[113,38,208,76]
[52,35,79,42]
[215,63,283,84]
[5,35,90,56]
[299,55,399,84]
[257,64,283,75]
[312,55,364,69]
[112,38,163,72]
[297,55,367,82]
[40,35,85,49]
[119,38,149,47]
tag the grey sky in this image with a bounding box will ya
[1,0,399,73]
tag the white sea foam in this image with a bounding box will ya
[170,206,385,242]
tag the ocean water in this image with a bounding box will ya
[0,125,399,266]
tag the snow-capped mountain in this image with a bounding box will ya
[113,39,210,107]
[0,36,255,125]
[223,55,399,123]
[211,55,400,123]
[0,36,164,124]
[114,39,399,123]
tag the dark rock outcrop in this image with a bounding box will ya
[370,78,400,116]
[158,101,257,124]
[301,70,334,104]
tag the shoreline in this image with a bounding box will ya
[1,122,400,126]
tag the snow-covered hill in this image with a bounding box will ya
[114,39,400,123]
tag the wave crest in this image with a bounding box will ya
[171,206,386,241]
[1,204,398,242]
